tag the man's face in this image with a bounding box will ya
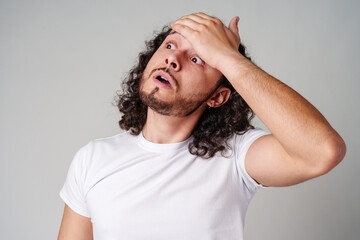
[139,31,223,117]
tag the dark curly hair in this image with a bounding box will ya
[116,25,255,158]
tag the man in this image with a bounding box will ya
[58,12,346,239]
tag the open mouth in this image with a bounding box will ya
[156,75,170,85]
[153,73,174,89]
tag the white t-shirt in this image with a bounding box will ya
[59,128,270,240]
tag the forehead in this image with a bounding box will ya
[165,31,194,50]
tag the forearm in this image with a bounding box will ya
[220,53,345,164]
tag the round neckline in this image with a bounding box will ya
[136,131,192,153]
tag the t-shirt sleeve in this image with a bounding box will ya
[59,142,92,218]
[234,128,271,193]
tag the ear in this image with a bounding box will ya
[206,86,231,108]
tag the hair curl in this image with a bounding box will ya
[116,25,255,158]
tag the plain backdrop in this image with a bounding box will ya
[0,0,359,239]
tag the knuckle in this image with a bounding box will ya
[198,24,207,31]
[207,20,216,27]
[193,30,200,36]
[213,18,222,24]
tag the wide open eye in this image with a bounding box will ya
[166,42,175,49]
[191,56,204,65]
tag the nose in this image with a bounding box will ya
[165,53,181,71]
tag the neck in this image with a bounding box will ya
[142,106,206,144]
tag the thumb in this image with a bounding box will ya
[228,16,240,45]
[228,16,239,34]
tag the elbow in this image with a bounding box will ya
[316,134,347,176]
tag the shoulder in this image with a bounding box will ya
[75,131,129,155]
[73,131,136,167]
[90,131,134,149]
[231,128,271,150]
[231,128,271,190]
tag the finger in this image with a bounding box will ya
[194,12,215,20]
[195,12,226,27]
[179,12,224,28]
[171,22,197,40]
[172,18,203,32]
[180,14,209,25]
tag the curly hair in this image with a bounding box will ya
[116,25,255,158]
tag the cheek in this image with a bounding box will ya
[142,59,157,82]
[181,73,208,92]
[147,50,164,66]
[142,52,164,77]
[185,71,221,93]
[190,69,213,86]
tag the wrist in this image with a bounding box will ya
[215,51,257,81]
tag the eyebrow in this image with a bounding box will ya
[167,30,199,56]
[168,31,185,38]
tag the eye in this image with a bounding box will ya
[166,42,175,50]
[191,56,204,65]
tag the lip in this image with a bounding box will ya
[152,70,176,90]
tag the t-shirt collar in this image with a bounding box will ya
[136,131,192,153]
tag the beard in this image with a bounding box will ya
[139,73,218,117]
[139,86,215,117]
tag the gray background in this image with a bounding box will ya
[0,0,359,239]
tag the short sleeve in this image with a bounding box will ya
[234,128,271,193]
[59,142,92,218]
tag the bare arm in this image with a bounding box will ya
[171,12,346,186]
[58,204,93,240]
[225,59,346,186]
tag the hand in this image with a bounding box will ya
[170,12,241,71]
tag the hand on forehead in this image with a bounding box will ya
[170,12,241,70]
